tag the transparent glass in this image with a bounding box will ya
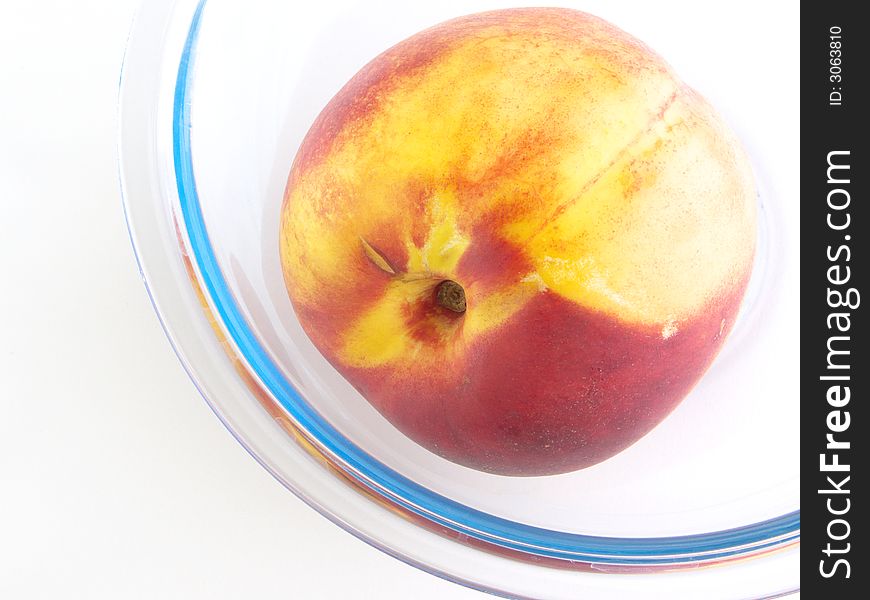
[118,0,799,597]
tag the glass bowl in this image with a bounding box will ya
[118,0,799,597]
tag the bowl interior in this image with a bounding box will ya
[183,0,799,539]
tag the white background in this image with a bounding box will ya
[0,1,797,599]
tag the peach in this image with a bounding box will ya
[279,8,756,475]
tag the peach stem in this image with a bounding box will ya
[435,280,467,313]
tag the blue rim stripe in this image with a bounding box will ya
[173,0,799,564]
